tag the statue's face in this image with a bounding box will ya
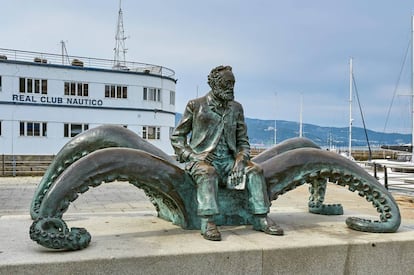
[213,70,235,102]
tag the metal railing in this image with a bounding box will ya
[1,155,54,177]
[0,48,175,78]
[368,162,414,194]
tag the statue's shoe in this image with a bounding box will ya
[202,222,222,241]
[253,216,284,236]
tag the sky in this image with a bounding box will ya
[2,0,414,133]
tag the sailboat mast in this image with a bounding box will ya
[349,57,353,158]
[274,92,277,145]
[411,16,414,162]
[299,93,303,137]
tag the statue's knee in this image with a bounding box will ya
[206,166,218,177]
[191,162,218,183]
[198,166,218,179]
[198,162,217,176]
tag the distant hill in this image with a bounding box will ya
[175,114,410,149]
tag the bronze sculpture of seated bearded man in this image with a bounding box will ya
[171,65,284,241]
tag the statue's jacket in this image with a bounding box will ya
[171,92,250,163]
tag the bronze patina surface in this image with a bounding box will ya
[29,66,401,250]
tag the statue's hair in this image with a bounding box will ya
[208,65,232,89]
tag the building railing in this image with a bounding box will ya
[1,155,54,177]
[0,48,175,78]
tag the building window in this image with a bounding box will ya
[64,123,89,137]
[105,85,127,98]
[19,78,47,94]
[64,82,88,96]
[143,87,161,102]
[27,79,33,93]
[0,121,2,136]
[19,121,47,137]
[0,76,2,92]
[169,91,175,105]
[35,79,40,93]
[142,126,160,140]
[19,78,25,93]
[70,83,75,95]
[42,79,47,93]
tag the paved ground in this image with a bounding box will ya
[0,175,413,219]
[1,176,414,274]
[0,177,156,217]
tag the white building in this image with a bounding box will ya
[0,48,177,155]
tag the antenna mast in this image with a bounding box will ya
[60,40,70,65]
[113,0,128,69]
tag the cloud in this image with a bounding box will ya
[1,0,414,134]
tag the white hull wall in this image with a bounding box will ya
[0,59,176,155]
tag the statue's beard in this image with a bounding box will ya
[214,88,234,102]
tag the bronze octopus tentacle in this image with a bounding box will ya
[30,148,195,251]
[30,125,176,220]
[253,138,343,215]
[29,127,402,251]
[261,147,401,233]
[252,137,321,164]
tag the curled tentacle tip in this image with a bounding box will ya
[345,216,398,233]
[29,217,91,250]
[309,203,344,215]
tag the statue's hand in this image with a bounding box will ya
[228,155,246,188]
[188,152,209,162]
[233,154,247,173]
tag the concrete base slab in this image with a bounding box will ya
[2,211,414,274]
[1,183,414,274]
